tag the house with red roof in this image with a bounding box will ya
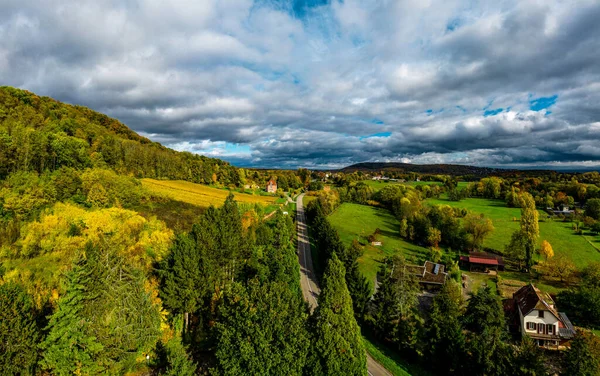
[266,179,277,193]
[459,251,505,272]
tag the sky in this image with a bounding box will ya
[1,0,600,170]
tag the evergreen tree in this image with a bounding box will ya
[41,242,161,374]
[154,338,197,376]
[40,257,105,375]
[564,331,600,376]
[0,283,42,375]
[215,279,309,376]
[513,337,546,376]
[309,255,367,376]
[464,286,511,376]
[160,233,205,334]
[426,281,465,374]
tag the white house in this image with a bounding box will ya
[510,284,575,349]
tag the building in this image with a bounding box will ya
[459,251,505,272]
[505,284,575,349]
[406,261,448,290]
[266,179,277,193]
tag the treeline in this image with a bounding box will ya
[0,86,240,185]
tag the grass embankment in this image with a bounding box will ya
[363,336,431,376]
[328,203,429,285]
[141,179,277,208]
[426,197,600,269]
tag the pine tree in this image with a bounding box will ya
[564,331,600,376]
[514,337,546,376]
[40,257,105,375]
[41,242,161,374]
[0,283,42,375]
[426,281,465,374]
[309,254,367,376]
[464,286,511,376]
[160,233,205,333]
[215,279,309,375]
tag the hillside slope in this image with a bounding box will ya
[0,86,240,185]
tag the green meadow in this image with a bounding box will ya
[426,197,600,269]
[328,203,429,285]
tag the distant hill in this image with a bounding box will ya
[0,86,240,185]
[339,162,555,177]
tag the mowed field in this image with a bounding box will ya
[426,197,600,269]
[142,179,277,208]
[328,203,429,285]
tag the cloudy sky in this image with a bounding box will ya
[2,0,600,169]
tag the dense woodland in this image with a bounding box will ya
[2,87,600,375]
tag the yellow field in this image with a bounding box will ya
[142,179,277,208]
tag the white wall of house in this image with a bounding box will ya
[520,308,559,336]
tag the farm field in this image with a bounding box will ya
[142,179,277,208]
[426,197,600,269]
[328,203,429,285]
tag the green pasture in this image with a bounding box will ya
[328,203,429,285]
[426,197,600,269]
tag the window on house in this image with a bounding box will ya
[526,322,536,330]
[538,310,545,318]
[538,323,544,334]
[546,324,554,335]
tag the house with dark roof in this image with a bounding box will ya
[266,179,277,193]
[406,261,448,291]
[460,251,505,272]
[505,284,575,349]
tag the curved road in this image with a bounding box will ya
[296,194,392,376]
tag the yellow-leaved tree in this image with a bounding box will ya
[539,240,554,261]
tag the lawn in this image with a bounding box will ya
[141,179,277,208]
[328,203,430,285]
[363,336,431,376]
[426,197,600,269]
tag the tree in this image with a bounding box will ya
[543,254,576,283]
[426,227,441,248]
[41,242,162,375]
[309,255,367,376]
[426,281,465,374]
[215,279,309,376]
[0,283,41,375]
[505,230,527,270]
[160,234,205,334]
[585,198,600,220]
[538,240,554,261]
[464,286,512,376]
[564,331,600,376]
[519,193,540,270]
[463,213,495,250]
[513,337,546,376]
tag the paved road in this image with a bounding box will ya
[296,194,392,376]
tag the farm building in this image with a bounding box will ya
[460,251,505,272]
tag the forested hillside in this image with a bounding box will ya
[0,86,240,184]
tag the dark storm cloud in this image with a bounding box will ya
[1,0,599,168]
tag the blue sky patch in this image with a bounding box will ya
[370,118,384,125]
[360,132,391,140]
[529,95,558,111]
[484,108,503,117]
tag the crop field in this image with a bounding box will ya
[426,197,600,269]
[142,179,277,208]
[328,203,429,285]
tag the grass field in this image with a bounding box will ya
[426,197,600,269]
[142,179,277,208]
[328,203,429,285]
[363,336,430,376]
